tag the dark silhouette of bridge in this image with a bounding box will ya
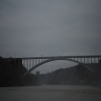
[3,55,101,78]
[9,55,100,78]
[1,55,101,86]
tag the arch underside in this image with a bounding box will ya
[22,58,94,78]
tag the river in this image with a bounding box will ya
[0,85,101,101]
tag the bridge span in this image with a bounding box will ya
[2,55,101,78]
[1,55,101,86]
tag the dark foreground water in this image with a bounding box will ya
[0,85,101,101]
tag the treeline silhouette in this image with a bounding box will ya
[37,63,101,87]
[0,57,37,87]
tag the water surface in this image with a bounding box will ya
[0,85,101,101]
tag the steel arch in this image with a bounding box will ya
[21,58,94,78]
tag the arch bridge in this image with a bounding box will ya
[4,55,101,78]
[13,55,101,78]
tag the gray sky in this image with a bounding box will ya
[0,0,101,73]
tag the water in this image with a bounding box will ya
[0,85,101,101]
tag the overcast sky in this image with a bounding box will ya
[0,0,101,73]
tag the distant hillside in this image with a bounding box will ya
[36,64,101,86]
